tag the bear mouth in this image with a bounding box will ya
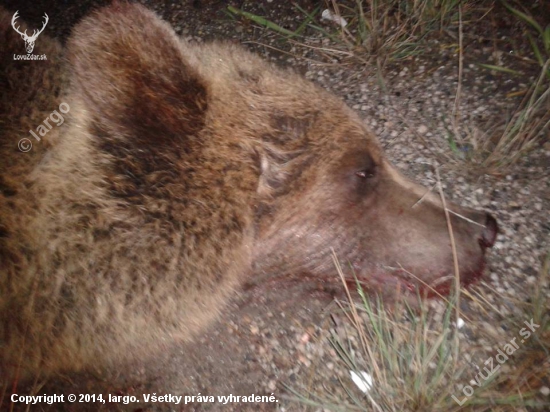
[247,254,487,301]
[349,258,486,299]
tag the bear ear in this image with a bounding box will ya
[67,3,208,145]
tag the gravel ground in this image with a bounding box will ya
[2,1,549,411]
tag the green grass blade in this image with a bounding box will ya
[292,4,320,36]
[544,25,550,53]
[447,131,460,155]
[227,6,297,37]
[527,33,545,67]
[477,63,522,75]
[502,1,543,35]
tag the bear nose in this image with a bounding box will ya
[480,213,498,248]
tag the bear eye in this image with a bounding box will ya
[355,169,376,179]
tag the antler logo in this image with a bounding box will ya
[11,11,49,54]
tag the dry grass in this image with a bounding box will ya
[322,0,468,66]
[228,1,473,69]
[445,59,550,175]
[444,2,550,175]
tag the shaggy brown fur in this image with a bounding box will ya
[0,3,497,380]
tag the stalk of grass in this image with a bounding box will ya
[476,63,522,76]
[434,164,463,370]
[442,57,549,174]
[452,4,464,146]
[482,59,550,170]
[502,1,550,77]
[502,1,544,39]
[227,6,300,37]
[527,251,550,359]
[330,278,460,411]
[237,1,464,70]
[533,251,550,329]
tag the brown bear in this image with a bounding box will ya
[0,3,497,380]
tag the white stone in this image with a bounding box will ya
[417,125,428,134]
